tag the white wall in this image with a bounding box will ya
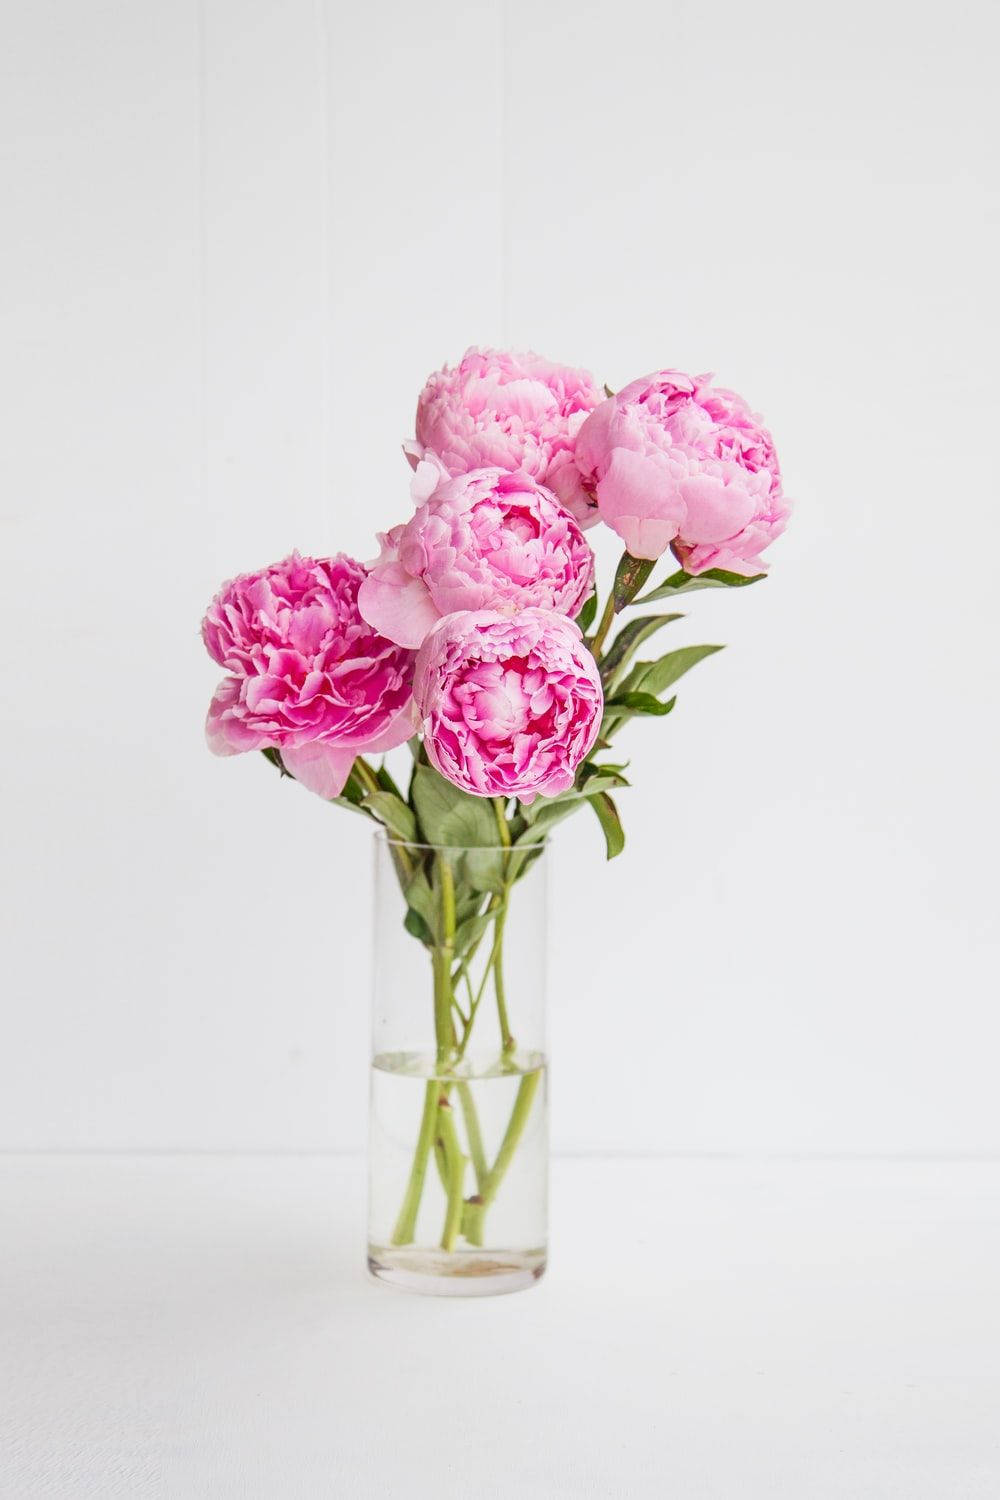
[2,0,998,1154]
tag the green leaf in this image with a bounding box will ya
[260,746,287,775]
[631,568,765,606]
[599,613,684,689]
[612,552,656,613]
[460,847,509,895]
[339,763,368,806]
[607,691,676,717]
[617,644,724,699]
[588,792,625,860]
[404,867,438,940]
[332,794,375,819]
[410,765,499,848]
[513,798,581,845]
[403,907,434,946]
[359,791,417,843]
[375,761,403,798]
[571,771,631,795]
[453,907,494,957]
[576,591,598,634]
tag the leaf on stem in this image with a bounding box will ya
[607,691,677,718]
[453,907,495,957]
[461,847,509,895]
[612,552,656,613]
[359,791,418,843]
[631,568,765,606]
[404,867,438,941]
[513,798,581,845]
[340,764,368,806]
[616,643,723,699]
[576,591,598,634]
[260,746,288,776]
[375,761,403,798]
[588,792,626,860]
[403,907,434,946]
[599,613,684,690]
[411,765,500,848]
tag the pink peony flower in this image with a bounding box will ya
[358,468,595,650]
[572,370,790,570]
[413,608,603,803]
[202,552,415,798]
[409,347,602,526]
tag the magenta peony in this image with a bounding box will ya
[413,608,603,803]
[202,552,415,798]
[571,370,790,570]
[358,467,595,650]
[409,346,602,524]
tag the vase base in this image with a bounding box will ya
[367,1244,546,1297]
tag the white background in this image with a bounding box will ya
[3,0,999,1158]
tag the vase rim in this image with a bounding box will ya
[374,829,548,854]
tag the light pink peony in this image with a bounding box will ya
[358,468,595,650]
[202,552,415,798]
[413,608,603,803]
[409,347,602,525]
[572,370,790,570]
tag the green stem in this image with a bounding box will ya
[456,1081,488,1195]
[388,852,458,1246]
[433,1132,449,1192]
[433,854,456,1066]
[454,896,504,1059]
[589,592,616,659]
[436,1093,467,1251]
[390,1080,439,1245]
[492,797,511,848]
[462,1068,542,1246]
[353,757,381,796]
[492,902,514,1056]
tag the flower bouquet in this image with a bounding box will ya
[202,349,790,1295]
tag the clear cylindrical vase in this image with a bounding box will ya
[367,833,548,1296]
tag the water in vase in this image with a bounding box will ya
[368,1048,547,1296]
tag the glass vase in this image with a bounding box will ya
[367,833,548,1296]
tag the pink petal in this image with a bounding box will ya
[281,742,358,799]
[361,698,418,754]
[596,448,685,560]
[678,472,756,543]
[206,678,258,756]
[358,565,441,649]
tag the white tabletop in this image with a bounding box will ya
[2,1155,998,1498]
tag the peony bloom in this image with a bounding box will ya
[571,369,790,570]
[409,346,602,526]
[358,468,595,650]
[202,552,415,798]
[413,608,603,803]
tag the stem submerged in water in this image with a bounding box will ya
[387,836,539,1254]
[390,1080,439,1246]
[390,852,460,1247]
[492,903,514,1056]
[462,1068,542,1246]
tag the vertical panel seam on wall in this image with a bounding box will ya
[198,0,207,526]
[317,0,332,540]
[499,0,509,343]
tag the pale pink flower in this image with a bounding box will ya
[202,553,415,798]
[572,369,790,569]
[413,608,603,803]
[358,468,595,649]
[409,347,602,525]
